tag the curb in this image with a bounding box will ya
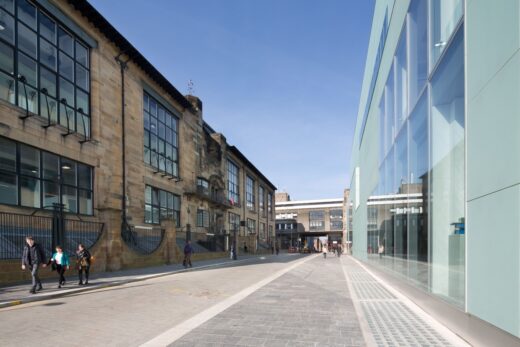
[0,254,280,309]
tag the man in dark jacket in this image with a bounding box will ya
[21,236,47,294]
[183,240,193,268]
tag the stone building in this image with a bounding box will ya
[275,193,343,250]
[0,0,275,283]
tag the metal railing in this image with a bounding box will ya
[0,212,104,260]
[0,213,53,260]
[187,185,237,208]
[63,219,104,256]
[121,221,165,255]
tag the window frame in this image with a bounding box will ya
[0,135,93,215]
[143,91,179,178]
[0,0,92,138]
[144,185,180,227]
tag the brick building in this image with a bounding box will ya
[0,0,275,283]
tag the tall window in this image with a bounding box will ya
[246,175,255,210]
[196,177,209,196]
[309,210,325,231]
[258,186,265,215]
[0,0,91,136]
[144,185,180,227]
[196,209,209,228]
[260,222,266,240]
[246,218,256,235]
[227,160,239,205]
[0,136,93,214]
[329,209,343,230]
[228,212,240,233]
[143,92,179,178]
[267,193,273,214]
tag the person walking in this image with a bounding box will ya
[76,244,92,285]
[50,245,70,288]
[322,245,328,259]
[183,240,193,268]
[21,236,47,294]
[378,243,385,259]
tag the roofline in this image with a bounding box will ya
[228,146,277,191]
[275,203,344,211]
[276,198,343,205]
[67,0,193,110]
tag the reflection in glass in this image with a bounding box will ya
[0,136,16,172]
[40,39,57,70]
[43,180,59,209]
[367,0,465,306]
[20,175,40,207]
[408,0,427,110]
[39,12,56,43]
[20,144,39,177]
[62,185,76,213]
[395,27,407,132]
[42,152,59,181]
[61,160,76,185]
[18,52,37,86]
[0,71,15,103]
[79,189,92,215]
[0,171,16,204]
[17,0,36,28]
[0,41,14,73]
[384,66,394,156]
[0,9,14,44]
[430,27,464,304]
[58,28,73,56]
[430,0,463,69]
[17,23,37,58]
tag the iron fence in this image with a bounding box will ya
[0,212,104,260]
[0,213,53,260]
[63,219,104,256]
[121,222,165,255]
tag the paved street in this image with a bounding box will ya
[0,254,469,347]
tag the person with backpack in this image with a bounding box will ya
[76,243,92,285]
[21,236,47,294]
[49,245,70,288]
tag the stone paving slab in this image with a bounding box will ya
[170,255,365,347]
[0,253,274,308]
[342,257,470,347]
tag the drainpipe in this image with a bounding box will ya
[115,53,131,226]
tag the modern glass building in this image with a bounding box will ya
[349,0,520,340]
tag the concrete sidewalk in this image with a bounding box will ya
[0,253,277,309]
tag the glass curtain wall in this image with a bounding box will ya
[367,0,464,307]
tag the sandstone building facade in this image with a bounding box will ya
[0,0,275,283]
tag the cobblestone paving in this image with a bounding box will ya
[171,255,365,347]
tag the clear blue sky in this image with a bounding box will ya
[89,0,374,200]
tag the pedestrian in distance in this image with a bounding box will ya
[271,244,275,255]
[378,243,385,259]
[50,245,70,288]
[76,243,92,285]
[337,245,342,258]
[183,240,193,268]
[21,236,47,294]
[323,245,328,259]
[275,245,279,255]
[243,242,248,253]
